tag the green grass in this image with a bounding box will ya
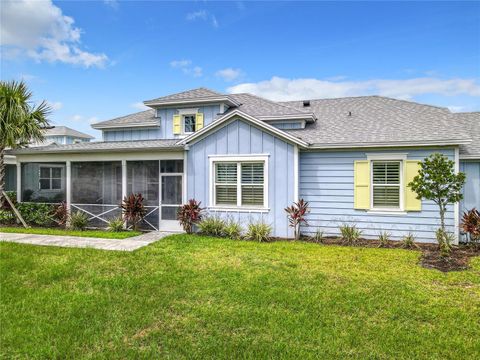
[0,226,141,239]
[1,235,479,359]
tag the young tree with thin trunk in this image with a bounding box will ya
[0,80,51,205]
[408,153,466,251]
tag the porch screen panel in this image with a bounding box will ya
[127,161,159,229]
[21,162,66,203]
[71,161,122,227]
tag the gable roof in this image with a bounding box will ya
[280,96,471,148]
[45,126,94,139]
[143,87,240,107]
[92,109,157,129]
[453,112,480,158]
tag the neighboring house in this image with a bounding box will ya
[4,126,93,191]
[9,88,480,242]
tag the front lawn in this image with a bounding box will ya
[1,235,479,358]
[0,227,141,239]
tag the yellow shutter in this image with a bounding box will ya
[354,160,370,209]
[196,113,204,130]
[404,160,422,211]
[173,114,181,135]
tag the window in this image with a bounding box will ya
[213,160,266,208]
[371,161,401,209]
[39,166,62,190]
[184,115,196,133]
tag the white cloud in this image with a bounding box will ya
[103,0,119,10]
[216,68,243,82]
[170,59,203,77]
[48,101,63,111]
[131,102,149,111]
[0,0,108,68]
[227,76,480,101]
[70,114,83,122]
[70,114,99,124]
[186,10,219,28]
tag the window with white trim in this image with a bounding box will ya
[214,161,265,207]
[39,166,62,190]
[183,115,196,133]
[371,161,401,209]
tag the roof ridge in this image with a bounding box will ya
[229,92,312,114]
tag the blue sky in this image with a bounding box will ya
[1,0,479,139]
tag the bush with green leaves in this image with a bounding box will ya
[223,219,242,240]
[16,203,55,226]
[311,229,324,243]
[246,222,272,242]
[198,216,226,237]
[107,217,125,232]
[0,209,14,224]
[339,223,362,244]
[69,211,88,231]
[378,231,391,248]
[401,233,418,249]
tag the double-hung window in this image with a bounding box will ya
[183,115,196,133]
[213,159,266,208]
[39,166,62,190]
[371,161,401,209]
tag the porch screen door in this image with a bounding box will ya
[159,160,183,231]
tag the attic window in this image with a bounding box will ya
[303,100,310,107]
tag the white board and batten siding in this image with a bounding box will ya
[103,105,222,141]
[186,118,295,238]
[299,148,456,243]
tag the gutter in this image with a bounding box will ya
[305,139,471,150]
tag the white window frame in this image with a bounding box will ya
[367,153,406,212]
[39,165,64,191]
[178,108,198,135]
[208,154,269,212]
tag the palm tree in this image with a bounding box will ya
[0,80,51,204]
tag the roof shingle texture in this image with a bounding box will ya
[144,88,223,103]
[92,109,156,128]
[280,96,470,146]
[45,126,94,139]
[454,112,480,156]
[12,139,181,154]
[228,93,312,118]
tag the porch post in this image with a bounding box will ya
[121,160,127,229]
[454,147,460,245]
[16,162,21,202]
[66,160,71,215]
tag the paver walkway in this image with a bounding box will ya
[0,231,173,251]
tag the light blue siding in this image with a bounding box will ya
[103,104,222,141]
[187,118,295,237]
[460,160,480,212]
[299,148,456,243]
[270,121,304,130]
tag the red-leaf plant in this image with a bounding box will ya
[121,193,147,231]
[177,199,204,234]
[461,208,480,247]
[53,201,69,228]
[284,199,309,240]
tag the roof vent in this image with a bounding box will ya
[348,111,352,116]
[303,100,310,107]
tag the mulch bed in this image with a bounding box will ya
[270,236,479,272]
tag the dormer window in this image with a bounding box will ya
[183,114,196,133]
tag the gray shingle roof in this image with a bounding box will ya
[144,88,223,103]
[45,126,94,139]
[92,109,157,129]
[279,96,470,147]
[11,139,182,154]
[454,112,480,157]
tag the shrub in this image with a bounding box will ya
[401,233,418,249]
[339,223,362,244]
[378,231,391,248]
[69,211,88,231]
[0,209,14,224]
[246,222,272,242]
[177,199,204,234]
[107,217,125,232]
[223,220,242,240]
[436,228,454,257]
[461,208,480,248]
[121,193,146,231]
[311,229,324,243]
[53,202,69,228]
[16,203,54,226]
[198,216,226,237]
[1,191,16,209]
[284,199,309,240]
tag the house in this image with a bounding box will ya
[4,126,93,191]
[10,88,480,242]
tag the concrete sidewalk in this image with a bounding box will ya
[0,231,172,251]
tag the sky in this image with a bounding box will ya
[1,0,479,140]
